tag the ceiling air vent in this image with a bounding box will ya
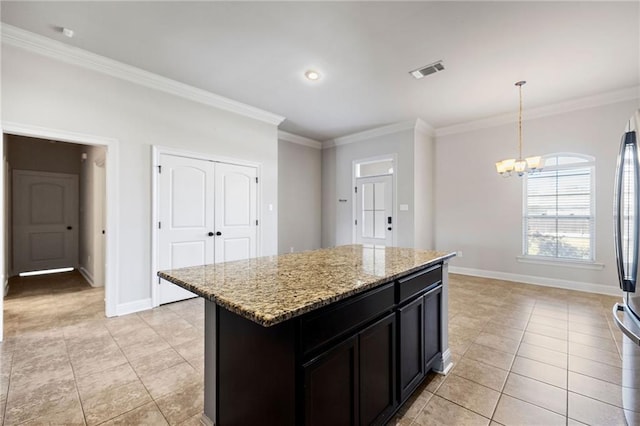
[409,60,444,80]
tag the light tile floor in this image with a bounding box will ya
[390,274,632,426]
[0,271,631,425]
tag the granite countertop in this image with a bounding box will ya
[158,244,455,327]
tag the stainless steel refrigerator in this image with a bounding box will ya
[613,109,640,423]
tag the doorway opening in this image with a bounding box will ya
[6,134,106,294]
[1,124,118,341]
[353,156,397,247]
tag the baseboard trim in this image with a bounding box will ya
[3,277,8,297]
[449,266,621,297]
[115,298,153,316]
[78,267,95,287]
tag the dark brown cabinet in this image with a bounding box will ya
[398,295,425,401]
[213,262,444,426]
[359,313,397,425]
[397,281,443,404]
[424,286,442,368]
[303,336,359,426]
[303,313,397,426]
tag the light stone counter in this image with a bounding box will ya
[158,244,455,327]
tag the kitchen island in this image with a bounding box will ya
[159,244,455,425]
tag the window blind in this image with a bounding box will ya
[524,157,594,261]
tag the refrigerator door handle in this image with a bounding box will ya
[614,137,626,287]
[613,303,640,346]
[614,131,639,292]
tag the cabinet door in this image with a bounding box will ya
[303,335,359,426]
[359,313,396,425]
[424,286,442,368]
[397,296,425,402]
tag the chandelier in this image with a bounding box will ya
[495,81,543,177]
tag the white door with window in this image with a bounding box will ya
[355,175,393,246]
[158,154,258,305]
[12,170,79,274]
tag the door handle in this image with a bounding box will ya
[613,303,640,346]
[216,231,222,236]
[67,226,73,230]
[208,232,214,237]
[387,227,392,231]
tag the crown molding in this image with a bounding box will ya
[324,120,420,149]
[435,85,640,137]
[278,130,322,149]
[415,118,435,137]
[1,24,285,126]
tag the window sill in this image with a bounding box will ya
[516,256,605,270]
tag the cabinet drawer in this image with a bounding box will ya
[396,264,442,304]
[301,283,394,355]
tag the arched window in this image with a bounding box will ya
[523,153,595,261]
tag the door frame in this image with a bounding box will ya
[0,122,120,341]
[150,145,262,308]
[352,154,398,247]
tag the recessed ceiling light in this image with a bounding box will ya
[305,70,320,81]
[62,27,75,38]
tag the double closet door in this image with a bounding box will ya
[158,154,258,305]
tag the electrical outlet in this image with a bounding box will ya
[456,250,463,257]
[290,247,294,253]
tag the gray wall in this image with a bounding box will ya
[278,139,322,253]
[7,135,82,174]
[3,45,279,310]
[322,128,416,248]
[414,128,435,249]
[435,99,639,293]
[322,146,337,247]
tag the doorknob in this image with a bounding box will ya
[208,232,214,237]
[67,226,73,230]
[388,227,392,231]
[216,231,222,236]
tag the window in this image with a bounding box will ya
[524,153,595,262]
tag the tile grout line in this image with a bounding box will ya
[99,314,163,425]
[61,331,89,425]
[487,294,535,423]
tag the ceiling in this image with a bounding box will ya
[2,1,639,141]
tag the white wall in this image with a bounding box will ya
[323,128,416,248]
[2,134,8,299]
[277,140,322,253]
[2,45,279,310]
[435,99,639,293]
[79,144,106,286]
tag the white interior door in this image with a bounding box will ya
[158,154,214,304]
[214,163,258,262]
[355,175,393,247]
[157,155,258,304]
[12,170,79,274]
